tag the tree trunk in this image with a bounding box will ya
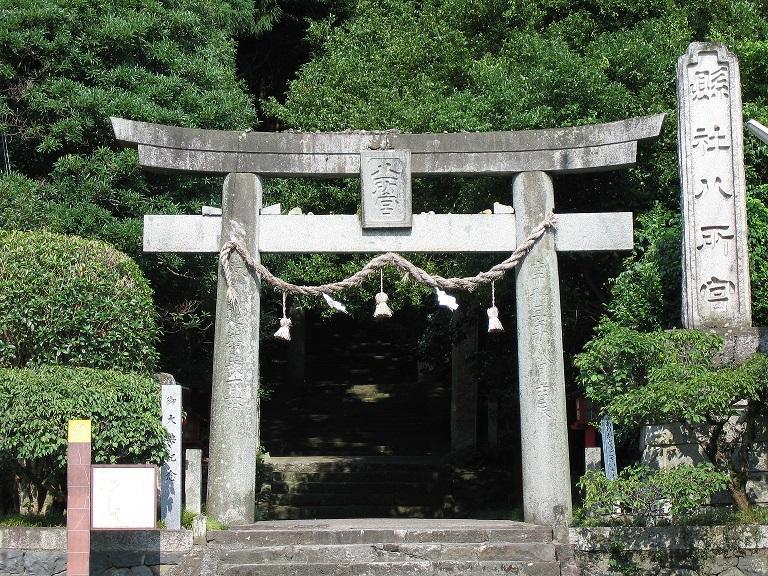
[714,435,752,512]
[729,474,751,512]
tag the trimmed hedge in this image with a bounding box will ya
[0,366,168,512]
[0,230,159,372]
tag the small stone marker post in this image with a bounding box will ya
[600,417,618,480]
[161,382,182,529]
[66,419,91,576]
[185,448,202,515]
[585,448,603,471]
[678,42,752,330]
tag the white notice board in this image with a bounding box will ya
[91,465,157,529]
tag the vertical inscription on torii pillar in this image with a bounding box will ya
[678,42,751,329]
[361,149,412,228]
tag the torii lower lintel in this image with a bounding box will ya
[143,212,633,254]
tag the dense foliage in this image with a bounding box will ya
[0,0,263,384]
[264,0,768,333]
[1,0,258,242]
[575,464,728,526]
[0,230,159,372]
[3,0,768,387]
[576,328,768,428]
[0,366,168,514]
[575,324,768,509]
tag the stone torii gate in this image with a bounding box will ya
[112,114,664,526]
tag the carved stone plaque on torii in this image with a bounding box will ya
[113,113,664,526]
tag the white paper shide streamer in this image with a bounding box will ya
[373,270,393,319]
[322,292,348,314]
[487,281,504,333]
[435,288,458,311]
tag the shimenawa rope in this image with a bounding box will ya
[219,211,557,338]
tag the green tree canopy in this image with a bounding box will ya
[263,0,768,350]
[1,0,258,248]
[0,0,266,384]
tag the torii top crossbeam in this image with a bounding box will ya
[111,115,664,176]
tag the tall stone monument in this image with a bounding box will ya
[113,113,663,526]
[678,42,752,333]
[641,42,767,476]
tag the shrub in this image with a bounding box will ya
[576,323,768,509]
[0,230,159,372]
[574,464,728,527]
[0,366,168,514]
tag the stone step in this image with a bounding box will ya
[263,425,432,437]
[270,470,441,483]
[220,542,556,564]
[266,456,446,474]
[216,520,553,546]
[266,441,396,454]
[220,560,561,576]
[269,492,441,507]
[270,481,434,495]
[262,423,435,435]
[265,504,439,520]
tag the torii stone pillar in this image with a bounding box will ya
[207,173,262,524]
[514,171,571,526]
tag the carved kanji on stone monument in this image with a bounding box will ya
[678,42,752,329]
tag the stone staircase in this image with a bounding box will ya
[259,314,454,520]
[258,456,448,520]
[260,379,448,457]
[204,519,563,576]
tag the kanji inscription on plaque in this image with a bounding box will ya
[360,149,412,228]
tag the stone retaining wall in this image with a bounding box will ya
[640,421,768,505]
[0,528,192,576]
[571,525,768,576]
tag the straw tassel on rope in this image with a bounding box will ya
[373,270,393,320]
[274,291,292,341]
[487,281,504,333]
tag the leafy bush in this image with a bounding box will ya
[575,464,728,527]
[576,325,768,510]
[0,366,168,514]
[0,230,159,372]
